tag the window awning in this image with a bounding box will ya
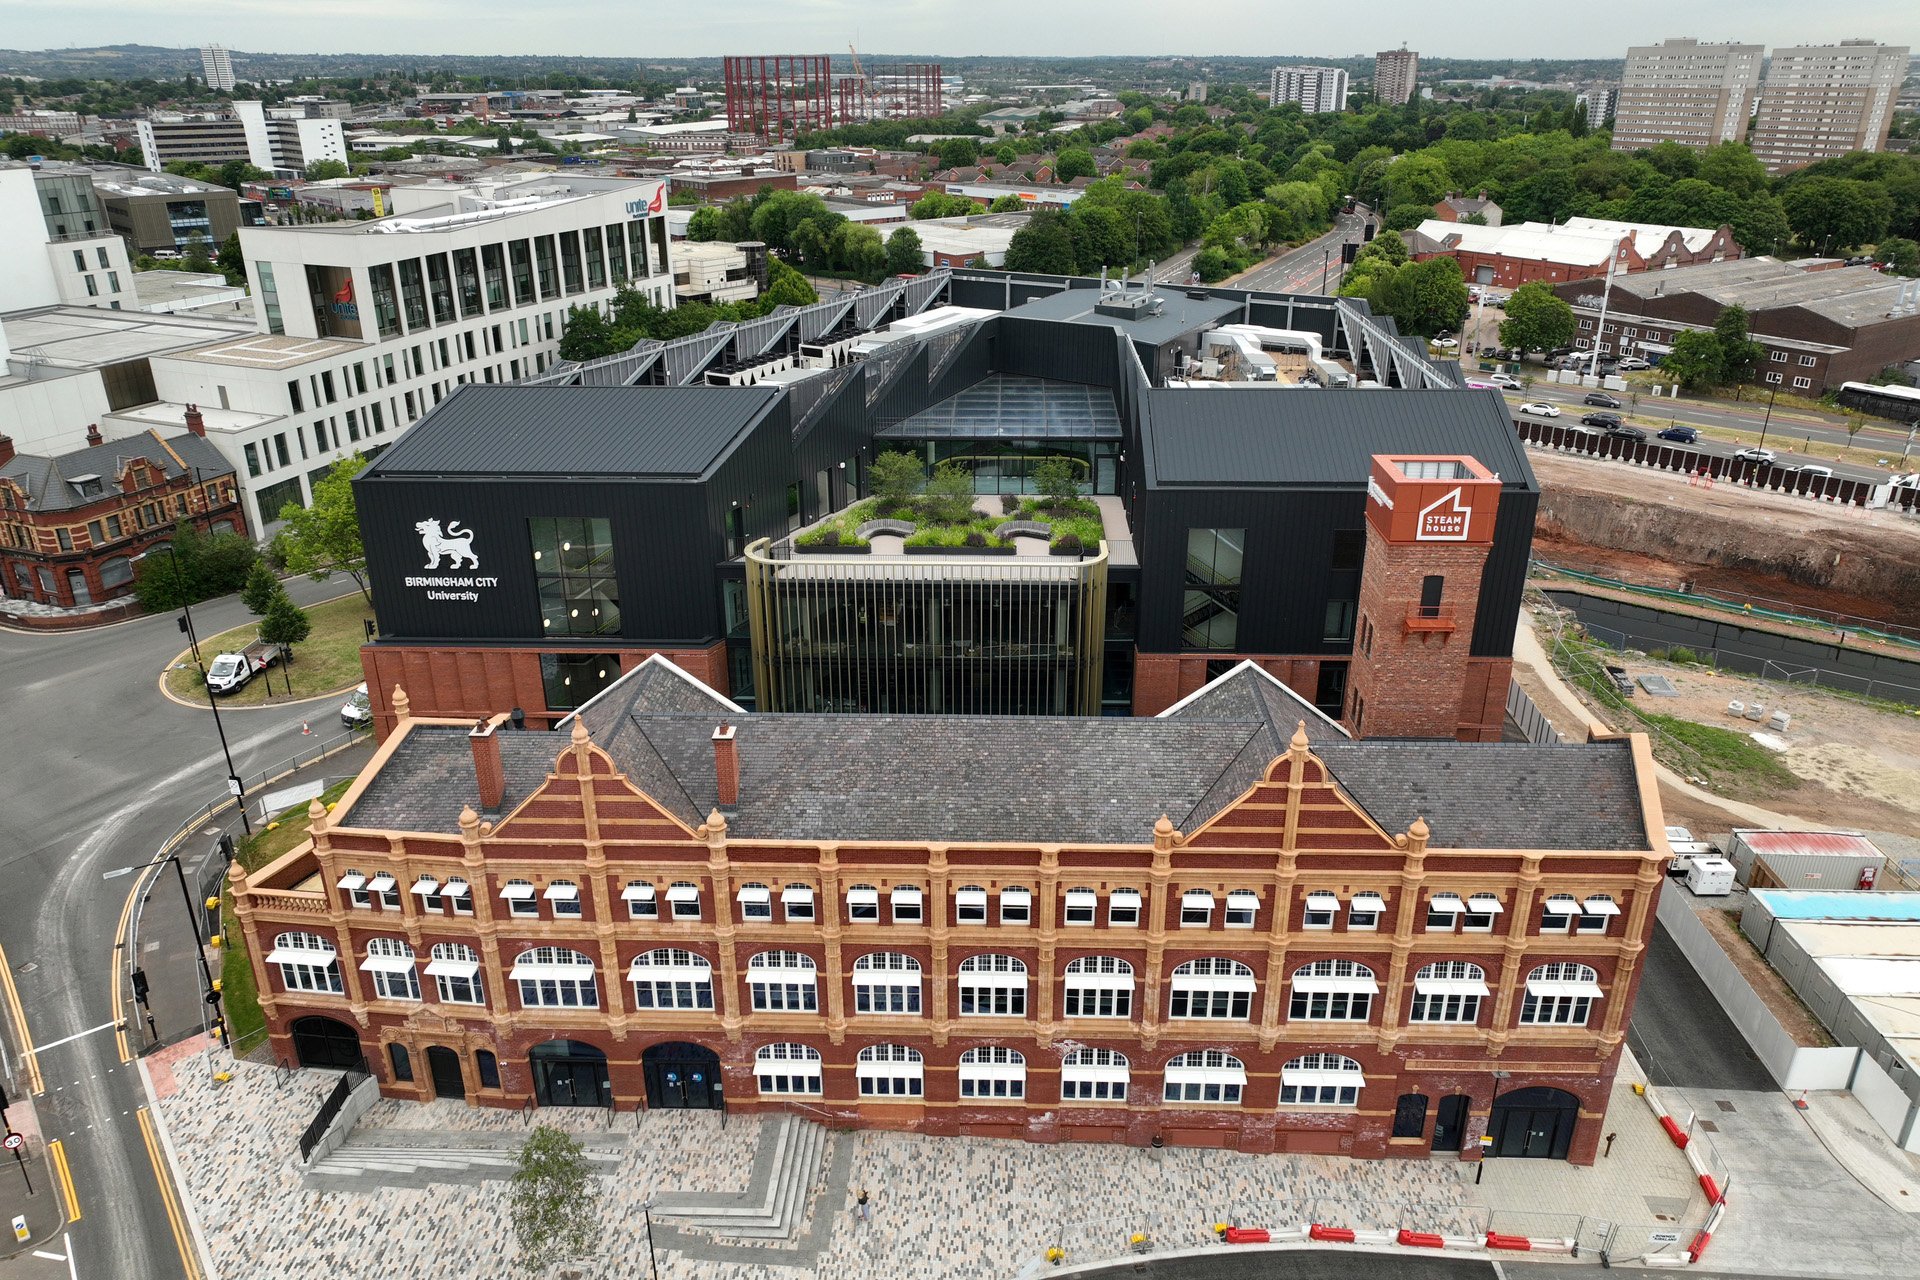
[854,1060,925,1077]
[1064,969,1135,988]
[1466,895,1504,913]
[628,961,711,982]
[1291,975,1380,995]
[1304,891,1340,908]
[359,954,416,974]
[410,877,441,896]
[1350,893,1387,912]
[856,968,921,986]
[960,970,1027,988]
[1583,897,1622,916]
[1165,1064,1247,1085]
[1281,1067,1364,1087]
[366,874,396,892]
[1427,894,1465,913]
[1527,978,1605,999]
[781,886,815,904]
[1542,898,1581,916]
[737,885,771,903]
[1226,892,1260,910]
[622,883,656,901]
[890,887,923,905]
[956,889,988,906]
[665,884,701,903]
[443,878,470,897]
[500,882,536,900]
[1175,975,1258,993]
[265,947,335,965]
[543,883,579,902]
[1109,889,1143,905]
[510,963,594,982]
[1061,1064,1130,1083]
[334,873,366,891]
[1000,887,1032,903]
[1414,976,1491,998]
[845,888,879,905]
[424,959,480,979]
[1064,890,1098,907]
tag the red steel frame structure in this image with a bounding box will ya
[870,62,943,121]
[724,55,836,144]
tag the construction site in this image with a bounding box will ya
[724,51,942,142]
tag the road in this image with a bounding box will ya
[1225,210,1372,295]
[0,573,361,1280]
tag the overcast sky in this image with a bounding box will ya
[8,1,1920,63]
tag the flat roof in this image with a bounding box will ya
[1739,830,1884,858]
[0,305,252,373]
[880,373,1121,440]
[103,401,282,434]
[168,332,365,370]
[362,384,781,479]
[1751,889,1920,921]
[1006,287,1242,346]
[1603,257,1911,329]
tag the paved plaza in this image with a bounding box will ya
[148,1037,1705,1280]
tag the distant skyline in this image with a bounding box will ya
[5,2,1920,65]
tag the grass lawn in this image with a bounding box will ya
[219,777,356,1054]
[164,592,374,706]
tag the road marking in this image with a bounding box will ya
[136,1107,200,1280]
[109,865,141,1066]
[47,1139,78,1222]
[0,937,43,1095]
[31,1250,65,1261]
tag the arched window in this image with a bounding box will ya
[1463,892,1503,932]
[666,880,702,920]
[1180,888,1215,926]
[1288,958,1377,1022]
[1108,889,1142,927]
[1061,1048,1129,1101]
[852,952,921,1015]
[427,942,483,1005]
[755,1043,822,1095]
[747,950,818,1012]
[1409,961,1488,1023]
[1163,1050,1246,1104]
[955,885,988,924]
[410,874,444,912]
[1224,890,1259,928]
[622,880,658,920]
[361,938,419,1002]
[1520,962,1602,1025]
[781,883,816,922]
[1539,892,1580,932]
[736,881,773,921]
[958,1046,1026,1098]
[267,931,341,993]
[957,954,1027,1017]
[890,885,923,924]
[1063,887,1098,926]
[1168,957,1256,1020]
[1280,1053,1364,1106]
[999,887,1032,926]
[627,947,712,1010]
[510,947,597,1008]
[845,883,879,922]
[335,869,371,909]
[444,876,473,915]
[855,1044,923,1096]
[544,878,581,917]
[501,876,538,917]
[1578,894,1619,935]
[1062,955,1133,1018]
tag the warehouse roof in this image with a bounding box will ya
[1594,257,1912,330]
[1144,386,1536,490]
[360,384,780,479]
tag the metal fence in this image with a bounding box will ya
[1569,617,1920,708]
[1505,679,1563,744]
[297,1058,369,1163]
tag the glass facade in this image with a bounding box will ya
[425,253,455,324]
[529,517,619,636]
[368,263,400,337]
[397,258,429,331]
[453,247,483,317]
[482,243,508,309]
[743,540,1108,715]
[1183,529,1244,650]
[541,653,623,711]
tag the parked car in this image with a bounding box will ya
[1792,465,1834,480]
[1616,357,1653,371]
[1519,402,1561,418]
[1605,425,1648,441]
[1431,336,1458,349]
[1656,426,1700,443]
[1734,446,1777,463]
[205,635,280,696]
[1480,346,1500,358]
[1583,391,1622,408]
[1581,412,1623,428]
[1487,295,1508,308]
[341,682,371,731]
[1489,373,1523,389]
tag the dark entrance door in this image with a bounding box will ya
[290,1016,364,1070]
[1432,1094,1470,1152]
[643,1041,722,1109]
[1489,1086,1579,1159]
[530,1039,610,1108]
[426,1046,465,1099]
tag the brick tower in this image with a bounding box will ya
[1345,455,1502,740]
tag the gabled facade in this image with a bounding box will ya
[233,658,1667,1164]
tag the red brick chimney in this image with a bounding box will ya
[183,404,206,437]
[85,423,103,447]
[469,714,508,811]
[0,436,13,466]
[712,723,738,806]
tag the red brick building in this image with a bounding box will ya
[1406,217,1739,290]
[0,408,244,608]
[234,656,1667,1164]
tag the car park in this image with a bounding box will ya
[1519,401,1560,418]
[1583,391,1622,408]
[1605,424,1648,441]
[1656,426,1700,443]
[1734,446,1777,463]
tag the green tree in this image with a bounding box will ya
[1497,281,1575,355]
[936,136,978,168]
[908,191,983,220]
[1031,456,1082,512]
[761,256,817,307]
[510,1127,601,1275]
[832,222,887,280]
[303,158,348,181]
[1695,142,1769,199]
[1053,147,1096,182]
[216,231,246,287]
[132,519,257,611]
[1003,208,1079,274]
[1377,255,1469,337]
[1712,305,1764,383]
[1782,177,1894,253]
[1877,236,1920,277]
[496,127,513,154]
[215,158,268,193]
[988,193,1025,213]
[1731,193,1792,257]
[181,232,212,274]
[258,591,312,648]
[885,226,924,276]
[868,450,924,512]
[1662,330,1724,389]
[241,559,281,615]
[922,460,977,524]
[557,304,614,361]
[276,453,369,603]
[685,206,723,241]
[995,143,1017,166]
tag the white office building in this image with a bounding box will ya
[233,102,349,178]
[200,45,236,93]
[0,161,137,312]
[1270,66,1350,115]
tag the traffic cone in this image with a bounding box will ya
[301,720,311,736]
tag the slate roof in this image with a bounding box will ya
[341,660,1648,852]
[0,429,231,513]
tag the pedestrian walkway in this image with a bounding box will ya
[0,1090,66,1263]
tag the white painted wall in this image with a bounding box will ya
[0,169,64,310]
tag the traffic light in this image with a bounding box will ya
[178,616,190,634]
[1341,242,1358,264]
[131,968,150,1004]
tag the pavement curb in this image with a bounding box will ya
[138,1054,219,1280]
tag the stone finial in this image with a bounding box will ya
[1153,814,1179,852]
[458,804,480,831]
[706,808,728,833]
[1408,815,1430,853]
[306,796,329,830]
[571,716,591,747]
[391,684,412,721]
[1289,720,1311,753]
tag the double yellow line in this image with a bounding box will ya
[137,1107,202,1280]
[0,937,42,1095]
[47,1139,78,1222]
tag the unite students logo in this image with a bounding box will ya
[1416,489,1471,541]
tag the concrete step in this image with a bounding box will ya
[695,1126,827,1239]
[652,1115,799,1219]
[656,1116,830,1240]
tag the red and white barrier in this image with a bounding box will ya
[1484,1231,1576,1253]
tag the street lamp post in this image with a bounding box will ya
[638,1198,661,1280]
[107,850,228,1054]
[1475,1069,1513,1185]
[1759,386,1779,450]
[1321,248,1331,295]
[135,544,250,834]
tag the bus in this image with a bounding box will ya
[1834,380,1920,424]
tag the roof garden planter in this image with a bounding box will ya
[856,519,917,539]
[993,521,1052,539]
[905,544,1018,556]
[794,542,872,555]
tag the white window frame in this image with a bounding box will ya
[1060,1048,1129,1101]
[426,943,484,1004]
[410,876,443,912]
[1521,962,1602,1025]
[890,886,923,923]
[958,1046,1026,1098]
[1062,955,1134,1018]
[781,883,815,921]
[999,886,1032,926]
[1280,1053,1364,1106]
[1463,892,1502,932]
[1792,376,1811,389]
[623,881,658,920]
[852,952,922,1015]
[1798,354,1817,367]
[1288,959,1377,1022]
[1168,957,1256,1020]
[1162,1050,1246,1104]
[747,950,819,1012]
[957,953,1028,1016]
[510,947,598,1008]
[667,881,702,920]
[1062,888,1098,926]
[756,1043,823,1095]
[368,873,401,910]
[855,1044,924,1096]
[1578,894,1619,935]
[502,877,539,917]
[627,947,713,1010]
[845,884,880,923]
[545,879,582,917]
[1302,891,1339,929]
[736,882,773,921]
[1224,891,1259,928]
[1107,889,1142,928]
[955,886,988,924]
[1180,889,1214,927]
[1540,893,1579,931]
[337,869,371,909]
[1409,961,1489,1023]
[1348,892,1385,930]
[267,932,343,993]
[361,937,420,1001]
[444,877,473,915]
[1425,893,1464,931]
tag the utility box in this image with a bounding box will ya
[1687,857,1736,896]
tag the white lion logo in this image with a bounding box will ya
[416,518,478,570]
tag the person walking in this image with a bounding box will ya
[856,1187,871,1223]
